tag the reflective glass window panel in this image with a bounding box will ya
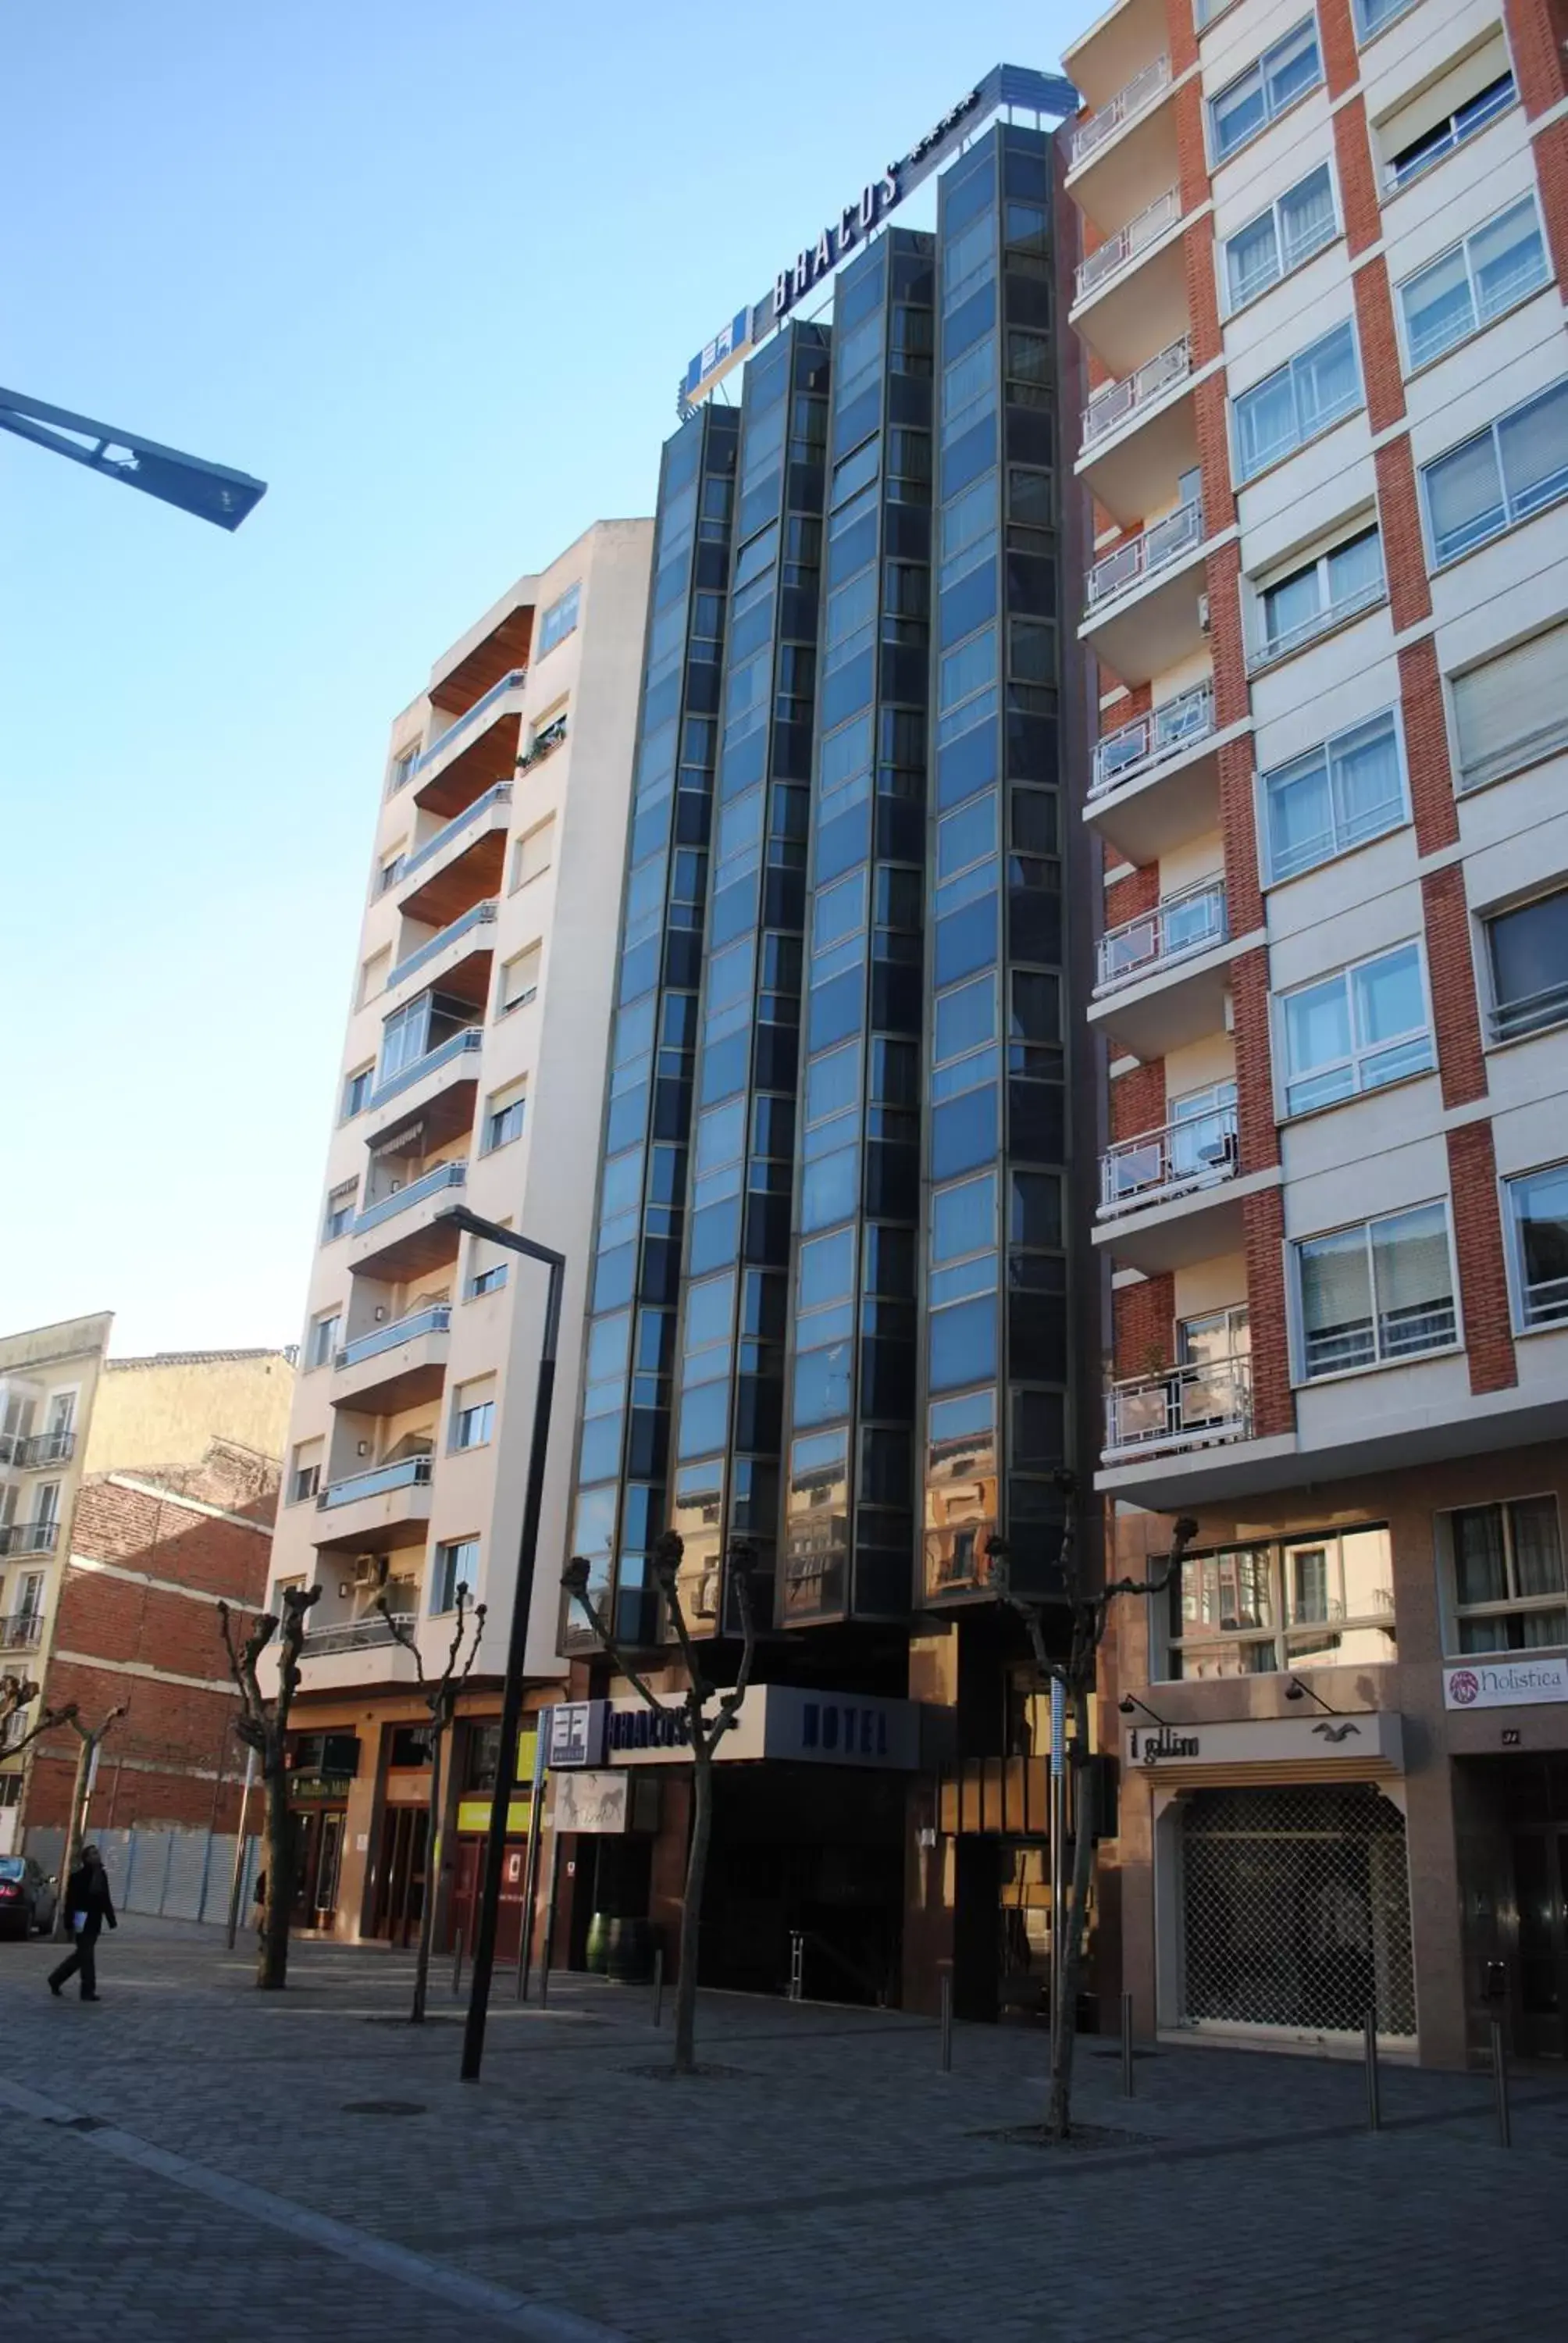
[1210,20,1321,162]
[934,974,996,1065]
[1234,322,1359,481]
[1263,711,1405,883]
[932,1172,997,1264]
[1506,1163,1568,1329]
[1423,381,1568,564]
[1281,941,1432,1113]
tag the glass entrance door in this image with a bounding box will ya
[1512,1823,1568,2058]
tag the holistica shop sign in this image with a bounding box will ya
[1442,1656,1568,1710]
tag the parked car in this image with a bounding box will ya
[0,1854,56,1938]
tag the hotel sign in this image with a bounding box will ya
[1443,1657,1568,1710]
[543,1686,921,1771]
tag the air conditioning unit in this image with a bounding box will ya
[1198,592,1211,634]
[352,1555,388,1589]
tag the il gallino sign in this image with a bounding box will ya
[1442,1656,1568,1710]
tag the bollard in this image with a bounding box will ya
[515,1934,527,2002]
[789,1929,804,2003]
[652,1946,665,2028]
[1121,1992,1135,2099]
[451,1926,465,1999]
[1363,2009,1381,2132]
[939,1971,953,2074]
[1491,2015,1511,2149]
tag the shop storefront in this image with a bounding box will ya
[286,1731,361,1931]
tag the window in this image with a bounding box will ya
[378,847,405,894]
[1485,886,1568,1041]
[511,818,554,890]
[451,1385,495,1450]
[306,1311,340,1371]
[537,581,581,658]
[290,1443,322,1504]
[1210,20,1321,162]
[1452,623,1568,790]
[1388,70,1515,189]
[468,1261,508,1298]
[1262,711,1404,885]
[1233,322,1360,482]
[1424,381,1568,565]
[1280,941,1432,1114]
[1506,1164,1568,1331]
[1255,526,1382,667]
[1399,199,1548,372]
[1165,1528,1395,1677]
[389,742,419,794]
[1354,0,1417,37]
[483,1081,526,1153]
[341,1063,373,1121]
[1448,1498,1566,1651]
[1295,1202,1456,1379]
[500,944,541,1015]
[1224,165,1336,309]
[323,1181,357,1242]
[433,1536,479,1614]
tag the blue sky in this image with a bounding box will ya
[1,0,1073,1357]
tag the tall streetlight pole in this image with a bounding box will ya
[0,384,265,529]
[432,1204,565,2084]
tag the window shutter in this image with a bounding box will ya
[1454,623,1568,787]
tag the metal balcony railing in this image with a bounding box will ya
[1086,500,1203,611]
[518,712,568,772]
[1099,1101,1239,1217]
[1096,876,1228,992]
[303,1610,419,1657]
[366,1029,482,1114]
[1071,55,1172,166]
[1104,1354,1253,1460]
[408,669,526,783]
[335,1305,452,1371]
[1493,978,1568,1044]
[14,1428,75,1468]
[0,1521,59,1556]
[400,783,511,883]
[350,1162,466,1239]
[1089,680,1215,800]
[1083,335,1191,448]
[0,1610,45,1649]
[1075,187,1181,301]
[315,1456,433,1512]
[1248,575,1384,672]
[388,900,498,992]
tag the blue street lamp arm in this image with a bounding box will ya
[0,383,266,530]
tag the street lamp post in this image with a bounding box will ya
[0,384,265,529]
[432,1204,565,2084]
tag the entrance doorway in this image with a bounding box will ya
[372,1807,430,1945]
[292,1808,347,1929]
[1502,1756,1568,2058]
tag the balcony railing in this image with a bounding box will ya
[350,1162,466,1239]
[0,1610,45,1649]
[1071,55,1172,166]
[388,900,498,992]
[1089,680,1214,801]
[366,1028,482,1114]
[1099,1101,1239,1217]
[1247,575,1386,673]
[1104,1355,1253,1460]
[1492,980,1568,1045]
[1087,500,1203,611]
[408,670,526,783]
[400,783,511,883]
[303,1610,419,1658]
[518,711,568,772]
[14,1428,75,1469]
[1083,335,1191,448]
[336,1305,452,1371]
[0,1521,59,1556]
[1096,876,1228,993]
[316,1456,433,1512]
[1075,187,1180,301]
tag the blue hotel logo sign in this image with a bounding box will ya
[544,1700,608,1769]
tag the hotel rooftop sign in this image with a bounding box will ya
[676,62,1080,419]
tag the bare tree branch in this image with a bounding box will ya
[376,1594,426,1685]
[561,1559,663,1710]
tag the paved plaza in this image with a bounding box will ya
[1,1915,1565,2341]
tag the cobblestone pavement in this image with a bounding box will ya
[2,1917,1566,2341]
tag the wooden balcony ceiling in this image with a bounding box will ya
[430,607,533,715]
[331,1356,447,1417]
[414,709,523,819]
[400,829,507,928]
[313,1506,433,1557]
[348,1203,467,1288]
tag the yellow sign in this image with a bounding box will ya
[458,1796,531,1836]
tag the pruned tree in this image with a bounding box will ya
[563,1530,757,2075]
[376,1584,486,2024]
[0,1671,77,1760]
[50,1702,129,1940]
[989,1490,1198,2141]
[217,1583,320,1988]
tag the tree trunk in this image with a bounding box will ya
[51,1735,94,1942]
[258,1751,293,1990]
[1046,1679,1097,2141]
[411,1717,444,2024]
[673,1750,711,2076]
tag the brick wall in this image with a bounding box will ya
[1106,863,1160,929]
[1332,108,1381,255]
[1242,1187,1295,1438]
[1401,637,1461,855]
[1374,439,1434,631]
[1421,864,1489,1106]
[1504,0,1568,112]
[1111,1057,1167,1140]
[1531,116,1568,291]
[1445,1122,1519,1395]
[1206,543,1249,729]
[1115,1274,1177,1376]
[1352,258,1406,434]
[1217,736,1263,932]
[1317,0,1361,98]
[1230,949,1281,1173]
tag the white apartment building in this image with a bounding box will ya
[265,517,653,1942]
[1063,0,1568,2063]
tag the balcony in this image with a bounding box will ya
[313,1455,433,1554]
[387,900,498,998]
[1081,502,1210,693]
[1067,53,1179,241]
[1094,1102,1283,1274]
[1072,56,1171,167]
[1078,336,1198,530]
[346,1163,467,1284]
[13,1428,75,1469]
[1071,189,1188,376]
[1091,878,1242,1060]
[1083,680,1224,864]
[0,1610,45,1651]
[0,1521,58,1557]
[365,1029,482,1154]
[1103,1354,1253,1465]
[302,1610,418,1659]
[333,1304,451,1413]
[398,784,511,927]
[1101,1101,1238,1218]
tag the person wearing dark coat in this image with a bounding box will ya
[48,1843,116,2000]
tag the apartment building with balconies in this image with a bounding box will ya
[1064,0,1568,2066]
[262,517,652,1943]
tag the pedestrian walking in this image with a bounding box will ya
[48,1843,116,2002]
